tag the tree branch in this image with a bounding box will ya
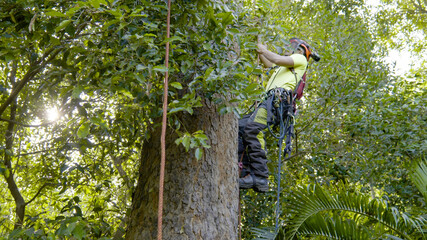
[0,118,56,128]
[2,66,26,229]
[282,150,307,163]
[25,183,52,206]
[112,155,133,190]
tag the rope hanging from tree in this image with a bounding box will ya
[157,0,171,239]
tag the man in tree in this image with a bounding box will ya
[238,38,317,192]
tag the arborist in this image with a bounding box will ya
[238,37,320,192]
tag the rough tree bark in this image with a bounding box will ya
[126,99,239,239]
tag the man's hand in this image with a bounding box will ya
[257,43,273,68]
[257,43,268,54]
[257,42,295,67]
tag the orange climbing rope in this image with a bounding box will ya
[157,0,171,239]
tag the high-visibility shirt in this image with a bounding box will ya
[265,54,307,91]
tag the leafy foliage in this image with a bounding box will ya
[0,0,426,239]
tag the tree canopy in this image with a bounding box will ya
[0,0,426,239]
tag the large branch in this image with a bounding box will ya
[2,65,26,228]
[112,155,133,190]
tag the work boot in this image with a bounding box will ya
[239,174,269,193]
[239,166,251,178]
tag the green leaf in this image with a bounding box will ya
[45,10,67,18]
[77,123,90,138]
[72,223,86,240]
[144,33,157,38]
[195,148,203,160]
[89,0,106,8]
[162,36,185,44]
[170,82,183,89]
[217,12,234,26]
[193,131,208,140]
[90,117,108,129]
[136,64,146,71]
[246,28,259,35]
[204,67,214,80]
[107,9,122,19]
[119,89,133,98]
[72,86,84,98]
[243,42,257,49]
[50,35,61,46]
[66,6,83,17]
[153,65,168,72]
[244,83,259,93]
[168,107,186,114]
[185,107,193,115]
[55,20,72,32]
[64,222,76,236]
[226,28,239,34]
[182,136,190,151]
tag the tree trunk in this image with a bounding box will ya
[3,67,26,229]
[126,99,239,239]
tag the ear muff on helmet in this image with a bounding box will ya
[300,44,310,61]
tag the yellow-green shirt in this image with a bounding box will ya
[265,54,308,91]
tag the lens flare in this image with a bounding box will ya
[47,107,60,122]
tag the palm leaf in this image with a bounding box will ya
[251,226,277,240]
[296,212,372,240]
[284,184,426,240]
[409,157,427,202]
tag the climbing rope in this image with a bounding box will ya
[157,0,171,239]
[238,152,244,240]
[266,91,294,234]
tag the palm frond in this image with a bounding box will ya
[284,184,426,240]
[383,234,405,240]
[296,212,372,240]
[251,226,277,240]
[409,157,427,202]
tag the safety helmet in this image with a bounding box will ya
[290,37,320,62]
